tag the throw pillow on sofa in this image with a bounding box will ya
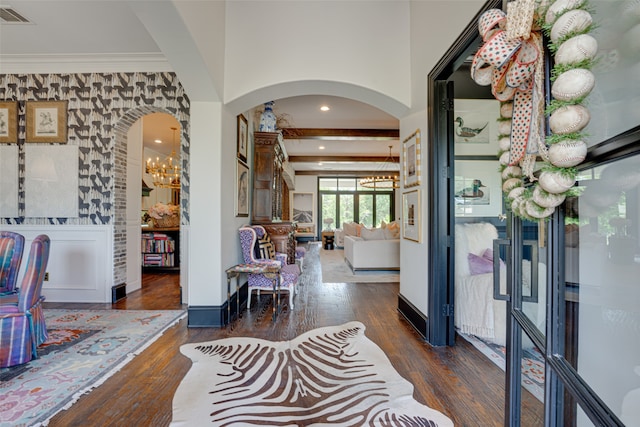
[361,227,385,240]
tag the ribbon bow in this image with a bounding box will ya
[471,8,542,166]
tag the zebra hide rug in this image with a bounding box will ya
[170,321,453,426]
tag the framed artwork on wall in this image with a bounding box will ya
[26,100,68,143]
[453,99,500,156]
[292,192,314,226]
[237,114,248,162]
[454,160,503,217]
[403,129,421,188]
[235,159,249,217]
[402,189,421,242]
[0,101,18,143]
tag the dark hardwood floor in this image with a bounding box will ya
[43,243,543,426]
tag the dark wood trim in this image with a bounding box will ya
[289,155,399,163]
[281,128,398,140]
[397,293,428,340]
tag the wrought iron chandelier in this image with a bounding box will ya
[146,126,181,189]
[359,145,399,189]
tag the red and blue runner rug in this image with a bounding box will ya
[0,309,186,427]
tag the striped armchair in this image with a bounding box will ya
[0,231,25,295]
[0,234,51,367]
[239,226,300,310]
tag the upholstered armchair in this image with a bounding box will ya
[0,231,25,295]
[0,235,51,367]
[238,226,300,309]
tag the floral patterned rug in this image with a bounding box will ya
[0,309,186,427]
[458,331,544,401]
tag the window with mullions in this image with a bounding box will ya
[318,177,395,229]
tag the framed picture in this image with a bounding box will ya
[403,129,421,187]
[453,99,500,155]
[237,114,248,162]
[292,192,314,225]
[402,189,421,242]
[454,160,503,217]
[0,101,18,143]
[26,100,68,143]
[235,159,249,217]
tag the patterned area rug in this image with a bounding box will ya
[171,321,453,426]
[0,309,186,427]
[319,247,399,283]
[458,331,544,401]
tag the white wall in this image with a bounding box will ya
[187,101,224,306]
[3,225,113,302]
[224,1,412,111]
[399,110,429,315]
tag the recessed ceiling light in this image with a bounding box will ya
[318,145,325,150]
[318,162,323,166]
[320,105,330,112]
[154,139,162,144]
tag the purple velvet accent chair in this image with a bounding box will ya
[238,226,300,309]
[0,234,51,367]
[0,231,25,295]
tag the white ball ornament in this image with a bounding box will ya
[555,34,598,65]
[508,186,525,200]
[500,102,514,118]
[549,104,591,134]
[533,185,567,208]
[503,177,523,193]
[539,170,577,194]
[545,0,588,25]
[551,69,595,101]
[548,140,587,167]
[499,151,511,166]
[502,165,522,179]
[499,136,511,151]
[498,120,512,135]
[551,10,593,43]
[526,200,556,219]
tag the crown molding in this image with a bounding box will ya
[0,53,172,74]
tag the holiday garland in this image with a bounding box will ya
[471,0,597,220]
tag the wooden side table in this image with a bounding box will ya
[321,230,335,250]
[225,262,281,323]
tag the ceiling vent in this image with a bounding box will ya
[0,6,31,23]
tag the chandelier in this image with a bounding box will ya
[359,145,399,189]
[146,126,181,189]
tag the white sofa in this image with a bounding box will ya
[344,235,400,272]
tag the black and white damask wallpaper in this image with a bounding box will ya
[0,72,190,226]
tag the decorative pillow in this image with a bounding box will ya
[387,221,399,231]
[343,222,356,236]
[468,252,493,275]
[383,227,400,239]
[482,248,505,267]
[256,235,276,260]
[361,227,385,240]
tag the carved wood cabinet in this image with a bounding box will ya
[252,132,284,223]
[251,131,295,264]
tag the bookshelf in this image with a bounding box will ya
[141,227,179,273]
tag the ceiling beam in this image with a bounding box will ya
[288,155,399,163]
[295,170,399,176]
[281,128,399,140]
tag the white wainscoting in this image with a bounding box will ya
[2,225,113,303]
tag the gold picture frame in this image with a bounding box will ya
[402,189,421,242]
[0,101,18,143]
[26,100,68,143]
[403,129,421,187]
